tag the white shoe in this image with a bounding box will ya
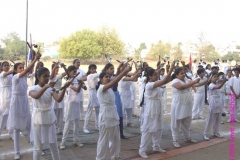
[73,141,84,147]
[227,119,231,123]
[127,123,135,127]
[185,137,197,143]
[235,119,240,123]
[153,148,166,153]
[139,151,148,158]
[83,129,90,133]
[214,133,223,138]
[173,141,180,148]
[60,142,66,150]
[14,153,20,160]
[203,134,209,141]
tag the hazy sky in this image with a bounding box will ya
[1,0,239,49]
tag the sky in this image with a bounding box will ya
[0,0,240,50]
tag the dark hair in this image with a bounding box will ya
[185,64,190,68]
[36,67,49,78]
[1,61,9,66]
[233,67,240,72]
[142,62,148,69]
[217,72,224,76]
[102,63,113,72]
[96,72,109,90]
[87,64,97,76]
[160,68,165,71]
[146,68,155,83]
[51,63,56,69]
[66,65,77,80]
[13,63,23,75]
[197,68,205,75]
[174,67,184,76]
[206,64,211,69]
[73,59,80,64]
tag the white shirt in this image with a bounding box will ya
[194,76,206,93]
[229,76,240,95]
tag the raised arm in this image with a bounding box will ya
[29,82,55,99]
[213,78,227,90]
[122,70,141,81]
[3,70,14,77]
[192,78,209,87]
[173,78,200,90]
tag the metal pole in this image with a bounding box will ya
[25,0,28,66]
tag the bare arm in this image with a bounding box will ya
[122,70,141,81]
[172,78,200,90]
[19,53,40,78]
[29,82,55,99]
[192,79,209,87]
[213,79,227,90]
[52,88,67,102]
[3,70,14,77]
[69,81,83,93]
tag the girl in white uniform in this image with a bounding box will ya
[8,54,40,159]
[138,63,175,158]
[73,59,87,120]
[203,72,227,140]
[29,67,70,160]
[120,70,140,126]
[60,66,84,150]
[159,68,168,114]
[50,63,68,134]
[223,70,232,113]
[0,62,13,136]
[96,64,132,160]
[83,64,100,133]
[171,67,200,148]
[130,81,136,116]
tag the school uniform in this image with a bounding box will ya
[139,82,164,153]
[138,76,147,131]
[159,75,167,112]
[0,72,12,135]
[171,79,193,142]
[29,85,60,160]
[84,73,100,131]
[51,73,64,134]
[224,79,231,110]
[204,83,222,135]
[120,78,133,125]
[7,74,31,155]
[77,68,86,120]
[96,84,120,160]
[192,77,207,119]
[130,82,136,115]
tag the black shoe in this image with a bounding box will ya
[205,102,209,105]
[121,135,128,139]
[222,112,226,117]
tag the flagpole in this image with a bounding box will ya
[26,0,28,66]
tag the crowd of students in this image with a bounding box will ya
[0,56,239,160]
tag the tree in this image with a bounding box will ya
[1,32,26,60]
[59,29,101,63]
[194,32,210,60]
[97,26,125,59]
[172,42,183,60]
[135,43,147,59]
[222,52,240,61]
[204,44,221,62]
[149,41,171,60]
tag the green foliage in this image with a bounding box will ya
[149,41,171,59]
[0,32,26,60]
[204,44,221,62]
[58,27,125,62]
[172,42,183,60]
[222,52,240,61]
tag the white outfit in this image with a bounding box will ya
[171,79,193,141]
[224,79,231,108]
[62,79,81,142]
[51,73,64,133]
[139,82,163,152]
[77,68,86,120]
[28,72,35,86]
[229,76,240,119]
[204,83,222,135]
[29,85,60,160]
[130,82,136,115]
[0,72,12,135]
[120,78,133,125]
[96,85,120,160]
[138,76,147,129]
[192,77,207,118]
[159,75,167,112]
[84,73,100,130]
[7,74,31,154]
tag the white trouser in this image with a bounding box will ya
[32,125,60,160]
[231,98,240,119]
[54,108,64,133]
[204,110,221,135]
[171,116,191,141]
[79,101,85,120]
[62,119,80,142]
[125,108,133,124]
[192,92,205,118]
[0,114,8,135]
[160,88,167,111]
[131,99,135,115]
[84,106,99,129]
[139,129,163,152]
[96,125,120,160]
[14,128,31,154]
[139,105,145,131]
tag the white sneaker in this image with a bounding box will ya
[214,133,223,138]
[203,134,209,141]
[227,119,231,123]
[139,151,148,158]
[73,141,84,147]
[173,141,180,148]
[83,129,90,133]
[235,119,240,123]
[60,142,66,150]
[185,137,197,143]
[14,153,20,160]
[153,148,166,153]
